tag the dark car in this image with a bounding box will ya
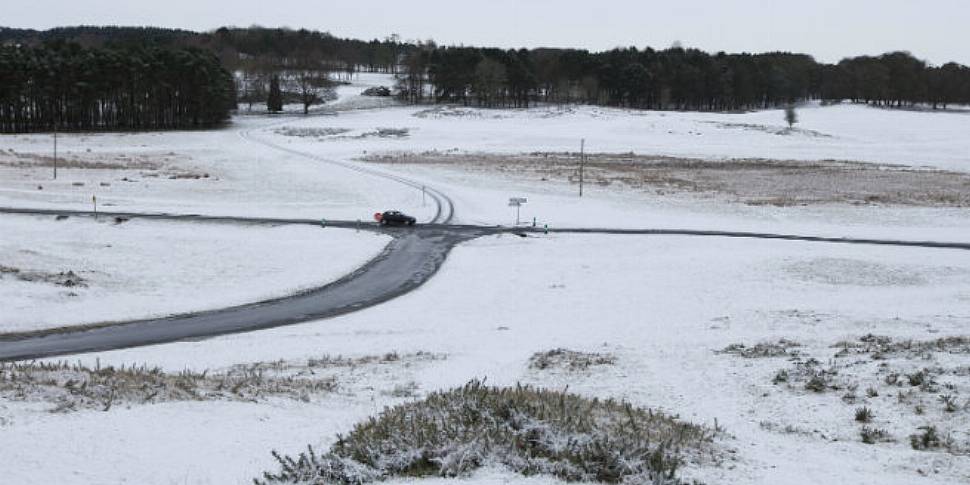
[377,210,416,226]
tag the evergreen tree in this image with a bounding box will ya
[2,26,970,124]
[267,75,283,112]
[785,105,798,129]
[0,42,233,133]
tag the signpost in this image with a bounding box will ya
[508,197,527,226]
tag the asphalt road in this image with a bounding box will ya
[2,206,969,361]
[2,126,969,360]
[0,125,460,361]
[0,226,480,360]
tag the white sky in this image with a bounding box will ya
[5,0,970,65]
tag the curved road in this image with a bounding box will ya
[1,206,969,360]
[238,126,454,224]
[2,124,969,360]
[0,119,460,361]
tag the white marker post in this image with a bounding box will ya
[579,138,585,197]
[508,197,527,226]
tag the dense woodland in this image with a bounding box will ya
[398,45,970,111]
[1,26,969,133]
[0,41,234,132]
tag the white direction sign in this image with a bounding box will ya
[509,197,527,225]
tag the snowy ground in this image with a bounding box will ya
[2,234,969,484]
[267,98,970,171]
[0,214,389,333]
[253,88,970,239]
[1,73,970,484]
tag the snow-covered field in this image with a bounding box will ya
[254,86,970,238]
[1,73,969,484]
[2,234,969,484]
[0,214,389,333]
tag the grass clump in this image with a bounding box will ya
[257,380,719,484]
[805,374,829,393]
[860,426,890,444]
[910,426,943,450]
[0,353,441,413]
[719,339,800,359]
[854,406,874,423]
[771,369,789,385]
[528,348,617,371]
[939,394,959,413]
[0,360,337,412]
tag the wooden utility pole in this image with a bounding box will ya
[579,138,585,197]
[53,121,58,180]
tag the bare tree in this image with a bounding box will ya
[293,71,334,114]
[238,72,267,111]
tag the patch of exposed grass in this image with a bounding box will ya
[0,352,442,413]
[0,360,335,412]
[718,339,800,359]
[771,358,840,393]
[275,127,351,138]
[0,265,87,287]
[833,334,970,359]
[360,151,970,208]
[769,333,970,457]
[528,348,617,371]
[257,380,720,484]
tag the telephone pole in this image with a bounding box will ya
[53,120,58,180]
[579,138,585,197]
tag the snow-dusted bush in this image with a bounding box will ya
[257,380,719,484]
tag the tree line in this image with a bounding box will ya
[0,26,406,76]
[0,41,235,133]
[397,45,970,111]
[1,26,407,120]
[2,26,969,129]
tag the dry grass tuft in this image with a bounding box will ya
[719,339,801,359]
[528,348,617,371]
[0,352,443,413]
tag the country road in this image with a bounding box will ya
[3,206,969,361]
[1,121,461,361]
[3,124,970,360]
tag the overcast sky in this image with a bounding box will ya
[6,0,970,65]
